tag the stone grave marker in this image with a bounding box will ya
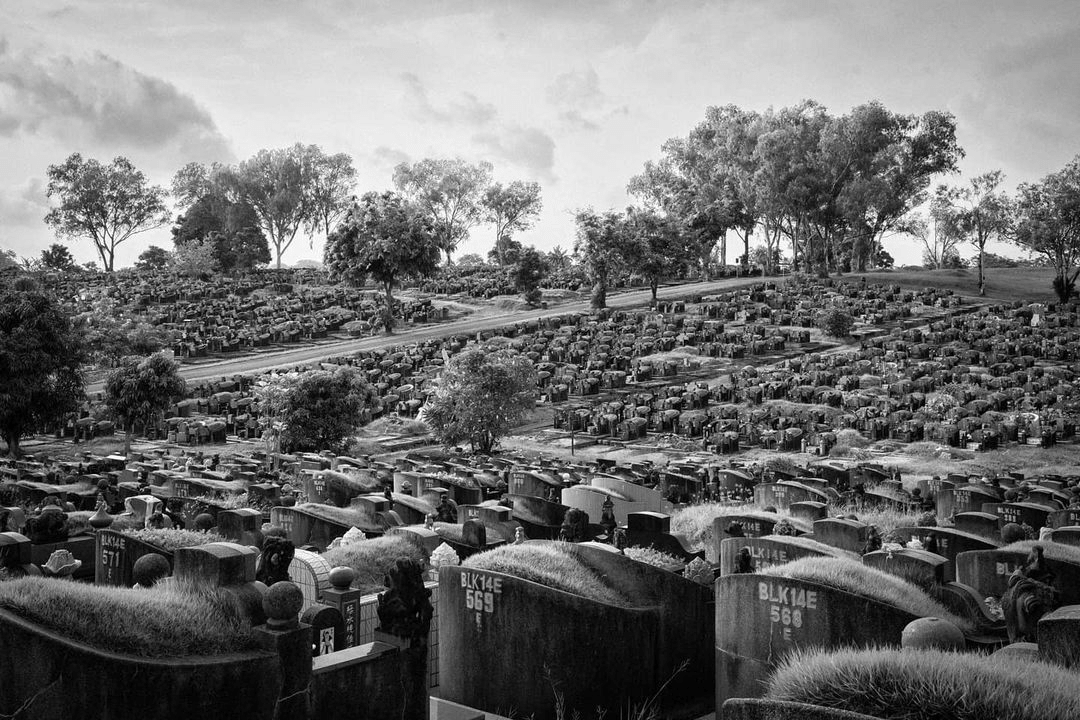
[789,501,828,524]
[951,484,1001,515]
[301,603,346,656]
[1052,526,1080,546]
[1038,605,1080,668]
[94,528,173,586]
[712,514,776,541]
[952,512,1002,542]
[889,527,999,582]
[216,508,263,546]
[986,502,1052,533]
[955,544,1080,604]
[861,548,947,590]
[1048,508,1080,529]
[811,518,869,554]
[718,536,856,577]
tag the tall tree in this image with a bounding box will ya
[422,349,536,454]
[136,245,171,272]
[0,287,85,456]
[574,208,627,309]
[935,171,1014,295]
[905,210,961,269]
[624,207,691,303]
[171,193,271,273]
[278,366,377,454]
[1014,157,1080,303]
[481,181,543,265]
[39,243,76,271]
[323,192,441,332]
[44,154,170,272]
[394,158,492,265]
[305,151,357,239]
[105,352,186,455]
[512,246,546,306]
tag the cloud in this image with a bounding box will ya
[0,40,233,163]
[370,145,412,168]
[547,67,604,109]
[0,177,49,227]
[400,72,497,127]
[473,125,556,182]
[558,110,600,132]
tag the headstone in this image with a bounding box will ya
[861,548,948,590]
[788,502,828,524]
[712,514,776,542]
[1052,527,1080,547]
[718,536,855,577]
[1038,605,1080,668]
[301,603,346,656]
[988,502,1051,533]
[952,512,1002,542]
[1048,508,1080,529]
[812,518,869,554]
[952,484,1001,514]
[890,527,999,582]
[955,544,1080,604]
[173,542,257,586]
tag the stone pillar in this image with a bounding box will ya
[321,567,364,649]
[256,581,312,720]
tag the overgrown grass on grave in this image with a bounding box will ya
[293,503,372,529]
[760,557,974,633]
[120,528,225,552]
[766,647,1080,720]
[0,577,257,657]
[320,536,427,595]
[1000,540,1080,565]
[622,546,687,574]
[462,542,633,607]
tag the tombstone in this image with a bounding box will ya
[811,518,869,554]
[94,528,174,587]
[1052,526,1080,547]
[952,512,1002,542]
[1038,605,1080,668]
[301,603,346,656]
[987,502,1051,534]
[0,532,40,577]
[951,484,1001,515]
[216,508,263,547]
[712,514,777,542]
[955,544,1080,605]
[173,541,257,586]
[890,527,999,582]
[861,548,948,590]
[626,511,703,564]
[1049,508,1080,529]
[753,482,827,511]
[716,571,927,706]
[718,536,856,577]
[788,502,828,524]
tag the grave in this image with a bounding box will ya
[955,542,1080,604]
[811,518,869,554]
[889,527,999,582]
[718,536,856,577]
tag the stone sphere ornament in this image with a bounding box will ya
[901,617,965,650]
[328,565,356,590]
[132,553,171,588]
[263,581,304,630]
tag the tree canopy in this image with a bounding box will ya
[104,352,186,454]
[0,287,85,456]
[422,349,536,454]
[323,191,441,332]
[574,208,627,309]
[481,180,543,265]
[394,158,492,265]
[934,171,1014,295]
[1014,156,1080,302]
[44,154,170,272]
[39,244,76,272]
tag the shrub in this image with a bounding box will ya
[767,647,1080,720]
[760,557,974,633]
[816,306,855,338]
[0,576,256,657]
[463,542,632,607]
[321,536,427,595]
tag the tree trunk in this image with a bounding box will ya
[591,281,606,310]
[977,247,985,295]
[3,431,19,457]
[444,248,454,266]
[383,281,396,334]
[124,426,133,456]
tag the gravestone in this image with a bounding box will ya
[788,502,828,524]
[955,545,1080,604]
[812,518,869,554]
[890,527,999,582]
[1038,605,1080,668]
[301,603,346,656]
[718,536,855,577]
[217,508,263,546]
[952,484,1001,515]
[173,541,257,586]
[1048,508,1080,529]
[94,529,174,587]
[987,502,1051,533]
[861,548,947,590]
[712,514,776,541]
[1052,526,1080,547]
[952,512,1002,542]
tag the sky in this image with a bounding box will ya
[1,0,1079,270]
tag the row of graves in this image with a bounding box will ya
[6,438,1080,718]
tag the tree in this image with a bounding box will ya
[278,366,377,454]
[513,246,546,306]
[323,192,441,332]
[907,206,962,270]
[75,309,173,368]
[1014,157,1080,303]
[934,171,1014,295]
[44,154,170,272]
[104,352,187,454]
[394,158,493,264]
[0,287,85,456]
[40,244,76,271]
[136,246,171,272]
[422,349,536,453]
[0,250,18,271]
[305,151,357,239]
[546,245,570,271]
[171,189,271,274]
[170,239,220,278]
[481,181,543,265]
[624,207,691,303]
[573,208,627,309]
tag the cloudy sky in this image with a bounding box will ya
[1,0,1078,269]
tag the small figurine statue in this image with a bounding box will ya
[513,527,526,545]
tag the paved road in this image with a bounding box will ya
[88,276,767,392]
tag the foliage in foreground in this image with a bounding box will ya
[760,557,974,633]
[463,542,632,607]
[767,646,1080,720]
[321,536,427,595]
[0,577,256,657]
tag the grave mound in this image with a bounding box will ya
[121,527,224,552]
[766,647,1080,720]
[462,542,633,607]
[0,576,256,657]
[1001,539,1080,565]
[760,557,974,633]
[320,536,427,595]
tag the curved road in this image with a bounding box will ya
[89,276,767,392]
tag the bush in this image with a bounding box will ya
[0,576,256,657]
[815,306,855,338]
[767,647,1080,720]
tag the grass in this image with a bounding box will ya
[320,536,427,595]
[848,266,1057,303]
[463,542,633,607]
[760,557,974,633]
[829,504,924,538]
[766,646,1080,720]
[321,470,380,497]
[1000,540,1080,565]
[671,503,791,561]
[294,502,376,529]
[0,576,257,657]
[623,546,686,573]
[121,528,225,552]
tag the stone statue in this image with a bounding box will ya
[599,497,617,539]
[1001,545,1060,643]
[377,558,434,643]
[734,547,755,574]
[435,496,458,524]
[256,535,295,587]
